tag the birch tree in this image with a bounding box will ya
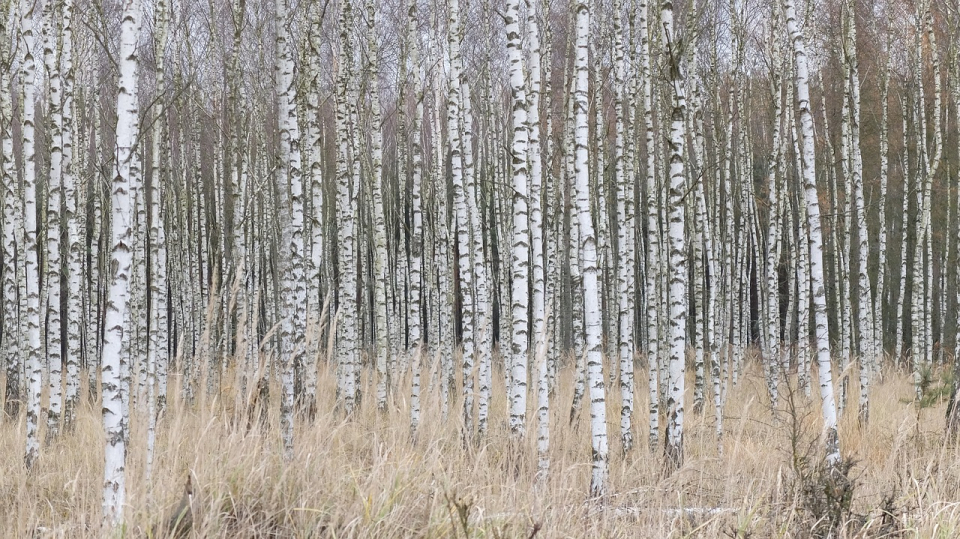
[145,0,169,482]
[505,0,530,437]
[276,0,305,459]
[662,0,687,472]
[61,0,80,430]
[763,12,784,412]
[102,0,142,524]
[843,0,874,425]
[573,0,608,497]
[336,1,360,413]
[366,0,389,414]
[782,0,840,467]
[639,0,660,451]
[447,0,476,437]
[0,0,19,419]
[42,0,64,441]
[526,0,547,455]
[613,0,635,452]
[22,0,43,470]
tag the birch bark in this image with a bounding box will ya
[662,0,688,471]
[640,0,660,451]
[783,0,840,466]
[574,0,608,497]
[613,0,635,451]
[276,0,305,459]
[42,0,64,441]
[22,0,43,470]
[0,0,19,419]
[526,0,546,453]
[366,0,389,414]
[843,0,873,425]
[62,0,80,430]
[103,0,141,524]
[146,0,168,482]
[505,0,530,437]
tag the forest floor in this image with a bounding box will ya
[1,352,958,538]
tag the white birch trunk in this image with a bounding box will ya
[447,0,475,437]
[303,0,323,419]
[783,0,840,466]
[875,54,889,368]
[1,0,20,419]
[88,100,102,400]
[763,24,784,412]
[430,61,454,420]
[640,0,660,451]
[911,49,926,396]
[336,3,359,413]
[567,73,584,362]
[21,0,43,470]
[407,0,424,356]
[276,0,304,459]
[923,1,942,372]
[895,97,908,364]
[102,0,141,524]
[526,0,546,449]
[662,0,687,471]
[463,83,491,440]
[844,2,873,425]
[792,100,812,397]
[689,76,706,416]
[506,0,530,437]
[873,49,892,374]
[366,0,389,414]
[42,0,64,440]
[61,0,80,429]
[613,0,635,451]
[145,0,168,483]
[573,0,608,497]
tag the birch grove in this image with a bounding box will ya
[2,0,960,528]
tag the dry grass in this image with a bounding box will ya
[2,352,960,538]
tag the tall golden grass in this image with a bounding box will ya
[2,352,959,538]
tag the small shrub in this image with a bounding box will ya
[780,377,907,538]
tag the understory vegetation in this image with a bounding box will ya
[2,355,958,538]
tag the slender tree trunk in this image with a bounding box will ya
[875,51,890,372]
[336,2,359,413]
[947,29,960,434]
[0,0,20,419]
[366,0,389,414]
[102,0,141,524]
[526,0,546,396]
[145,0,169,483]
[640,0,660,451]
[21,0,43,470]
[42,0,64,441]
[612,0,635,451]
[661,0,688,472]
[763,17,784,412]
[302,0,321,420]
[571,0,608,497]
[526,0,547,458]
[782,0,840,467]
[276,0,305,459]
[407,0,425,437]
[447,0,476,438]
[843,1,873,426]
[61,0,80,429]
[505,0,530,437]
[895,95,909,365]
